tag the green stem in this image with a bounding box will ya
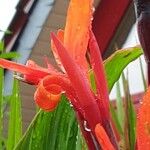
[139,57,147,91]
[0,68,4,149]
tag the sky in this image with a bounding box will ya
[0,0,147,99]
[0,0,19,38]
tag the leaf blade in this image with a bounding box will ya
[104,46,143,92]
[0,52,20,59]
[7,79,22,150]
[14,96,85,150]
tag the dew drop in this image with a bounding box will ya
[76,26,81,31]
[75,55,80,60]
[91,17,94,21]
[92,7,95,13]
[69,101,73,107]
[145,122,150,135]
[61,90,66,94]
[84,120,91,132]
[140,101,143,104]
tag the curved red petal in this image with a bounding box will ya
[51,33,102,132]
[34,77,62,111]
[89,31,110,119]
[51,33,92,106]
[34,75,77,111]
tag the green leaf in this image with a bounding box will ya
[89,69,96,93]
[0,68,4,149]
[0,29,12,35]
[104,46,143,92]
[0,52,20,59]
[7,79,22,150]
[122,73,136,150]
[76,128,87,150]
[110,103,123,135]
[14,96,86,150]
[0,41,4,52]
[139,57,147,91]
[4,30,12,35]
[116,81,124,132]
[128,97,136,150]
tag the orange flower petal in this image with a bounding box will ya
[137,87,150,149]
[95,123,115,150]
[64,0,93,70]
[34,76,62,111]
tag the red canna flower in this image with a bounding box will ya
[0,0,94,112]
[137,87,150,149]
[0,0,117,148]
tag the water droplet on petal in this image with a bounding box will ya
[69,101,73,107]
[145,122,150,135]
[140,101,143,104]
[84,120,91,132]
[76,25,81,31]
[61,90,66,94]
[92,7,95,13]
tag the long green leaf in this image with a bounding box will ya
[122,73,136,150]
[0,68,4,149]
[76,128,87,150]
[14,96,86,150]
[128,97,136,150]
[0,52,20,59]
[89,69,96,93]
[139,57,147,91]
[7,79,22,150]
[0,29,12,35]
[109,103,123,135]
[104,46,143,92]
[116,81,124,132]
[0,41,4,52]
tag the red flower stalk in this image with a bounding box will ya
[0,0,118,148]
[89,31,118,149]
[51,33,101,132]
